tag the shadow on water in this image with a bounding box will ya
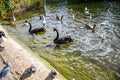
[2,1,120,80]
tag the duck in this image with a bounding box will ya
[85,23,96,33]
[56,15,63,21]
[53,28,73,44]
[42,15,47,25]
[24,20,46,35]
[0,63,10,79]
[39,15,43,20]
[0,31,7,50]
[5,11,16,23]
[84,7,89,15]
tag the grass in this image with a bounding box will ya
[0,0,44,19]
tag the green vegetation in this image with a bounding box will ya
[0,0,43,18]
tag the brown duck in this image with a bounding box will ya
[85,23,96,33]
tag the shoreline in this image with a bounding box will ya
[0,25,66,80]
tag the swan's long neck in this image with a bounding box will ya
[55,30,59,40]
[27,22,32,32]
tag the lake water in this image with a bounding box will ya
[2,1,120,80]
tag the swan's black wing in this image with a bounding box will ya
[55,36,73,44]
[63,36,73,42]
[54,38,66,44]
[30,28,45,34]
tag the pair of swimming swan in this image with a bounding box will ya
[24,20,73,44]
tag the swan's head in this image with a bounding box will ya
[25,20,28,23]
[23,20,29,26]
[53,28,57,31]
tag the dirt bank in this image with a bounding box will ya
[0,25,66,80]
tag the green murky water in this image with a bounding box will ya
[2,1,120,80]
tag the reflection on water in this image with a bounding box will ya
[2,1,120,80]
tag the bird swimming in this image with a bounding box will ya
[39,15,43,20]
[4,11,16,23]
[53,28,73,44]
[24,20,46,35]
[84,7,89,15]
[42,15,47,25]
[56,15,63,21]
[5,15,16,22]
[0,63,10,80]
[0,31,7,51]
[85,23,96,33]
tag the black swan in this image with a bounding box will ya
[53,28,73,44]
[56,15,63,21]
[0,31,7,51]
[24,20,45,35]
[0,63,10,79]
[85,23,96,33]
